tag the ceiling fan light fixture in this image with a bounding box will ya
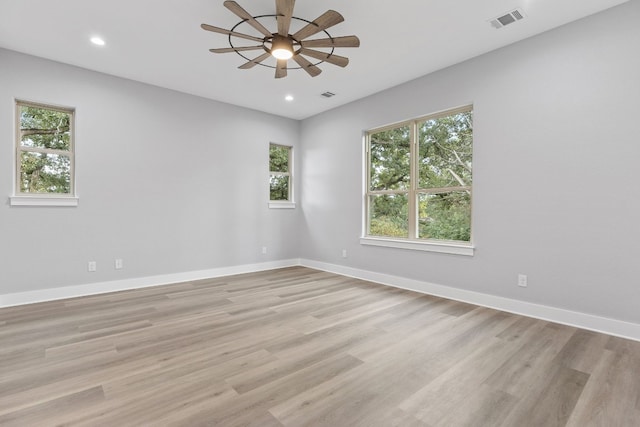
[202,1,360,78]
[270,35,294,60]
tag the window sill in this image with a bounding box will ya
[268,201,296,209]
[360,236,474,256]
[10,195,79,207]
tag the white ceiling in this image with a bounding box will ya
[0,0,628,120]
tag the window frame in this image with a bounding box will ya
[362,105,474,256]
[268,142,295,209]
[10,100,78,207]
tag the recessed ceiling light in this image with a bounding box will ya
[285,95,294,102]
[90,36,106,46]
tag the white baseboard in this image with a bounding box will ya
[299,259,640,342]
[3,257,639,342]
[0,259,301,308]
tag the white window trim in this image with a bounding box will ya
[9,195,79,207]
[13,100,78,207]
[268,201,296,209]
[360,236,474,256]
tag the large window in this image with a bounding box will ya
[365,106,473,251]
[269,143,294,208]
[12,100,76,206]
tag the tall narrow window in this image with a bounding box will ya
[14,100,76,204]
[269,143,294,208]
[365,106,473,252]
[368,124,411,238]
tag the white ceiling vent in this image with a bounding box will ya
[321,91,336,98]
[489,8,525,29]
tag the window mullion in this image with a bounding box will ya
[368,189,407,195]
[364,133,371,235]
[408,120,418,239]
[417,186,472,194]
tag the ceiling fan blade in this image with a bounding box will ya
[299,48,349,67]
[275,59,288,78]
[300,35,360,48]
[292,54,322,77]
[276,0,295,36]
[224,1,272,37]
[201,23,264,43]
[292,10,344,41]
[239,52,272,69]
[210,45,265,54]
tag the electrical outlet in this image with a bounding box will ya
[115,259,123,270]
[342,249,347,258]
[518,274,527,287]
[88,261,97,272]
[262,246,267,254]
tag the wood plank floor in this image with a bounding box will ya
[1,266,639,426]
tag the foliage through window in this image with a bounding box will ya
[16,101,75,196]
[269,143,292,202]
[366,106,472,243]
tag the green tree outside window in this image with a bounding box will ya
[269,143,291,201]
[367,107,472,243]
[17,101,74,195]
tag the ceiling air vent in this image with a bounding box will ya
[489,8,525,29]
[321,91,336,98]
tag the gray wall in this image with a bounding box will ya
[0,49,301,294]
[299,0,640,324]
[2,1,639,327]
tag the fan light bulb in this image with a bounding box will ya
[271,35,294,60]
[272,48,293,60]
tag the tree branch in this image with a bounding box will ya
[451,149,472,174]
[434,142,472,173]
[447,168,466,187]
[447,168,471,195]
[372,173,408,191]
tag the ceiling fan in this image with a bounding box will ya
[201,0,360,78]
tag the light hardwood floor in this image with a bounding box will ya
[1,267,639,426]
